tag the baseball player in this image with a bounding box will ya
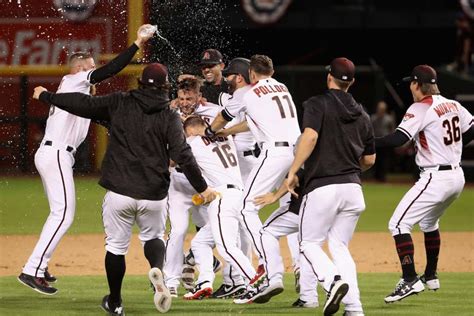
[254,171,319,307]
[287,57,375,316]
[32,63,218,315]
[375,65,473,303]
[198,48,229,106]
[181,116,258,300]
[163,78,222,296]
[17,25,154,296]
[207,55,301,293]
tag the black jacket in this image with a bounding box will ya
[40,88,208,200]
[302,89,375,193]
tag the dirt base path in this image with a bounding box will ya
[1,232,472,277]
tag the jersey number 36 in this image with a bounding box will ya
[443,116,461,145]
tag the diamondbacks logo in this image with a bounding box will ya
[54,0,98,22]
[203,51,211,60]
[403,113,415,122]
[401,255,413,265]
[242,0,293,24]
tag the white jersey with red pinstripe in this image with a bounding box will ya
[389,94,471,237]
[22,69,94,279]
[187,135,256,286]
[396,95,473,168]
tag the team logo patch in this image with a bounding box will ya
[54,0,98,22]
[403,113,415,121]
[242,0,293,24]
[202,51,211,60]
[401,255,413,265]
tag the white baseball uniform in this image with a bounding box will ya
[187,134,257,286]
[260,193,318,304]
[389,95,472,235]
[22,70,93,278]
[163,103,219,289]
[222,78,300,261]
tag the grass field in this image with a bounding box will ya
[1,176,473,315]
[0,177,472,234]
[1,273,473,316]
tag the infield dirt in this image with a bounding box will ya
[1,232,472,276]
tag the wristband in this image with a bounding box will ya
[205,126,216,138]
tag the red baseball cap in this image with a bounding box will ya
[327,57,355,81]
[140,63,169,86]
[402,65,437,84]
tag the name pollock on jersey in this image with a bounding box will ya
[253,84,289,97]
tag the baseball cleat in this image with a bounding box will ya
[323,276,349,316]
[44,267,57,283]
[18,273,58,296]
[100,295,124,316]
[181,264,195,290]
[233,287,260,304]
[249,264,266,287]
[183,281,213,300]
[211,283,246,299]
[168,286,178,298]
[384,277,424,303]
[292,298,319,308]
[149,268,172,313]
[252,281,284,304]
[294,267,300,293]
[420,274,440,291]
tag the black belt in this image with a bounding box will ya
[274,141,289,147]
[420,164,459,171]
[243,149,257,157]
[227,184,240,190]
[44,140,74,153]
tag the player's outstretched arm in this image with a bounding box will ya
[35,86,119,121]
[206,111,230,138]
[375,130,410,148]
[216,121,250,137]
[89,24,154,84]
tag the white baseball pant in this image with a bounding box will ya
[389,168,465,236]
[260,205,318,304]
[192,186,256,285]
[101,191,167,255]
[220,151,257,285]
[164,171,207,289]
[23,145,76,278]
[240,144,294,261]
[299,183,365,313]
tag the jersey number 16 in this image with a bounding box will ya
[212,144,237,168]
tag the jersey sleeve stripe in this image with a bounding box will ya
[86,70,93,82]
[222,108,235,121]
[397,127,412,139]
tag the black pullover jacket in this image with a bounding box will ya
[39,88,207,200]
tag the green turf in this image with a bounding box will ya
[1,273,473,315]
[0,177,473,235]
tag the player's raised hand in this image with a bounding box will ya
[286,172,299,198]
[33,86,47,100]
[254,191,277,207]
[135,24,155,47]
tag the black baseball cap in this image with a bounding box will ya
[402,65,437,84]
[222,57,250,83]
[139,63,169,86]
[327,57,355,81]
[198,49,223,66]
